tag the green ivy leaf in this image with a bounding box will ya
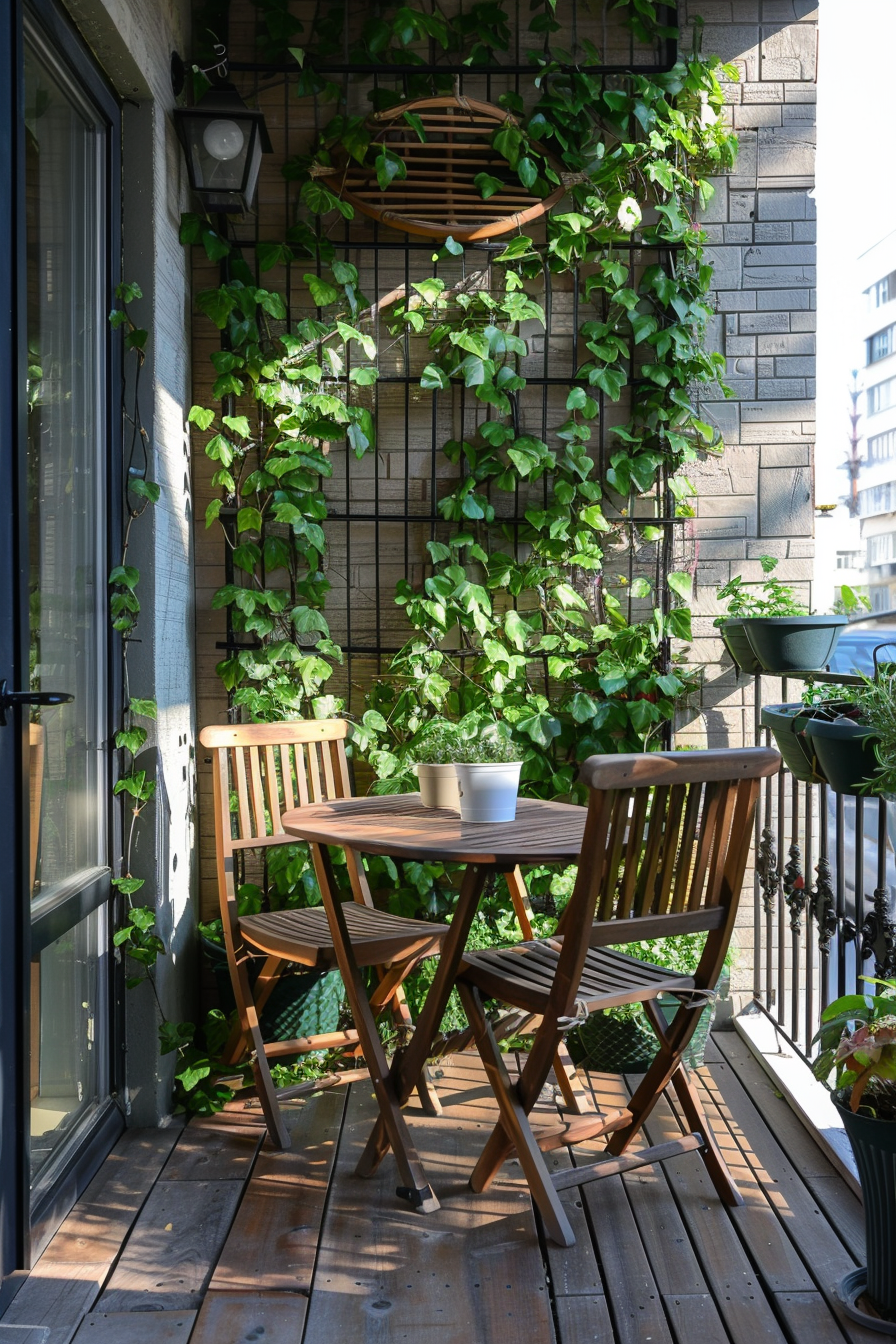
[304,273,340,307]
[667,571,694,601]
[473,172,505,200]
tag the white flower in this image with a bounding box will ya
[617,197,641,232]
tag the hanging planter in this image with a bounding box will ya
[719,618,764,675]
[804,715,881,797]
[322,95,566,241]
[759,701,851,784]
[742,615,848,674]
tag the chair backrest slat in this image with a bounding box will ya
[232,747,253,838]
[670,783,703,913]
[617,789,649,919]
[686,780,723,912]
[249,747,266,835]
[655,783,687,915]
[264,745,282,834]
[633,784,670,918]
[279,745,295,812]
[599,791,630,921]
[307,741,324,803]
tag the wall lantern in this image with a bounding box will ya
[173,83,272,214]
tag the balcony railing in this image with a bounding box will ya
[751,670,896,1061]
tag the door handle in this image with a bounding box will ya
[0,679,74,726]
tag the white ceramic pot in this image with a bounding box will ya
[454,761,522,823]
[415,762,461,811]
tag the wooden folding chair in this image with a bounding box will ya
[455,746,781,1247]
[199,720,448,1149]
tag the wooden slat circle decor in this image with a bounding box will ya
[325,96,567,242]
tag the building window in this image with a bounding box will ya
[869,325,894,363]
[867,377,896,415]
[858,483,896,517]
[867,272,896,308]
[868,532,896,566]
[836,551,864,569]
[869,429,896,462]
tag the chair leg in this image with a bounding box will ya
[552,1040,593,1115]
[311,843,439,1211]
[458,981,576,1247]
[230,955,291,1150]
[605,998,713,1162]
[668,1063,742,1207]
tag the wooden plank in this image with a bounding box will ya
[660,1069,814,1293]
[712,1033,866,1260]
[210,1091,345,1293]
[70,1310,196,1341]
[554,1294,614,1343]
[40,1129,181,1265]
[773,1291,855,1344]
[302,1055,554,1343]
[573,1072,673,1344]
[97,1181,242,1313]
[687,1052,882,1344]
[0,1262,107,1344]
[662,1293,731,1344]
[633,1088,789,1344]
[189,1291,307,1344]
[160,1115,263,1182]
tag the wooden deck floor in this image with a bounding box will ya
[1,1032,874,1344]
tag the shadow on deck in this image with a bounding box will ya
[0,1032,870,1344]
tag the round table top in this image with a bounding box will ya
[281,793,586,865]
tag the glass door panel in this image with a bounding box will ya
[23,11,111,1190]
[25,32,106,909]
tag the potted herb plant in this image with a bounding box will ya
[715,557,847,675]
[813,977,896,1327]
[412,720,462,810]
[452,731,523,823]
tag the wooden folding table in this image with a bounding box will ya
[282,793,586,1213]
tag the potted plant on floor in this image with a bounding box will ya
[813,977,896,1330]
[715,556,847,675]
[413,719,462,810]
[452,730,524,823]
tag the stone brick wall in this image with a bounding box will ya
[66,0,196,1124]
[675,0,817,1006]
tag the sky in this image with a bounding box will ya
[815,0,896,511]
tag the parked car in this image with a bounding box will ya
[826,623,896,676]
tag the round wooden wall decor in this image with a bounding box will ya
[324,95,566,242]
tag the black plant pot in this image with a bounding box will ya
[742,615,848,674]
[804,716,881,797]
[834,1089,896,1326]
[719,619,765,675]
[568,980,726,1073]
[760,702,832,784]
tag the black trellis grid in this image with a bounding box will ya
[217,0,683,717]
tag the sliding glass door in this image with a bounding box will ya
[0,0,122,1284]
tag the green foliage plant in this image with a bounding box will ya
[714,555,808,624]
[813,978,896,1118]
[852,669,896,797]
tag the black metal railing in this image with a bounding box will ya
[752,671,896,1061]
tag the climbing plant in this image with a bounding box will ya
[177,0,740,1089]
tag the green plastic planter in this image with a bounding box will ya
[568,983,724,1074]
[760,703,831,784]
[834,1089,896,1326]
[804,716,881,797]
[719,619,765,675]
[742,615,848,674]
[202,935,344,1044]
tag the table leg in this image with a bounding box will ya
[355,862,490,1181]
[310,842,439,1212]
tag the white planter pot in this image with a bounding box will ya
[455,761,522,823]
[415,762,461,811]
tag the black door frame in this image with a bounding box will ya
[0,0,125,1288]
